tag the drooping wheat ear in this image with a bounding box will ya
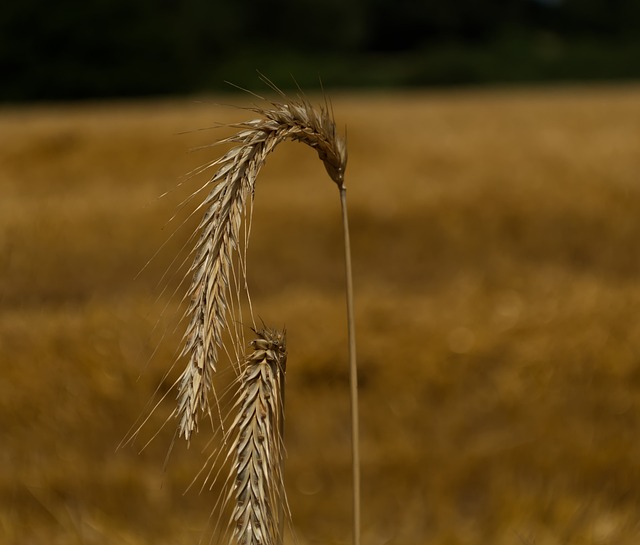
[231,327,287,545]
[175,83,359,545]
[176,92,347,442]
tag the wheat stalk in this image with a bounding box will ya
[175,81,360,545]
[176,89,347,442]
[230,327,287,545]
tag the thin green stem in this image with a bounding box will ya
[339,186,360,545]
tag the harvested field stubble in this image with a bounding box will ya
[2,86,640,544]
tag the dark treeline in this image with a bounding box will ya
[2,0,640,101]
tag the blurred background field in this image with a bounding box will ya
[2,85,640,544]
[3,0,640,543]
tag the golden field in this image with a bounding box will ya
[2,85,640,545]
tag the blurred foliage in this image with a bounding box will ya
[2,0,640,100]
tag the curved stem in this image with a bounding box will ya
[339,186,360,545]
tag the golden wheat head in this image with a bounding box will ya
[230,327,287,545]
[176,90,347,441]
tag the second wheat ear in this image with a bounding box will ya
[175,85,360,545]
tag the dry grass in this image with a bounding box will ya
[174,89,347,443]
[2,85,640,544]
[163,89,353,545]
[230,327,288,545]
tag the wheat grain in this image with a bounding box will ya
[230,327,287,545]
[176,89,347,442]
[173,82,359,545]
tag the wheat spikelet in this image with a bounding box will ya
[230,327,287,545]
[176,89,347,441]
[172,82,358,545]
